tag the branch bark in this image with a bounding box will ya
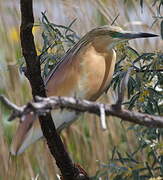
[19,0,89,179]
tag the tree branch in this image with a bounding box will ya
[1,95,163,129]
[19,0,88,179]
[0,96,23,121]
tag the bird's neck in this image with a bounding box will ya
[91,37,114,53]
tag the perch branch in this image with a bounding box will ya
[1,95,163,128]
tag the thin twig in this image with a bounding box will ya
[111,13,120,26]
[135,69,163,73]
[0,95,24,121]
[0,95,23,114]
[99,104,107,130]
[20,0,88,179]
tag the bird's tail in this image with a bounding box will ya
[10,113,43,155]
[10,110,78,155]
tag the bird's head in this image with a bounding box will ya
[87,25,158,50]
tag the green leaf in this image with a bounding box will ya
[128,93,140,110]
[126,46,140,57]
[116,151,125,165]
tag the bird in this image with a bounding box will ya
[10,25,158,155]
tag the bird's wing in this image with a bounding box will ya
[10,47,81,155]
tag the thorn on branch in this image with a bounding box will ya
[99,104,107,130]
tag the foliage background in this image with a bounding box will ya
[0,0,162,179]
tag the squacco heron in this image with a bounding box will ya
[11,25,158,155]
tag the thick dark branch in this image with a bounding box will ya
[20,0,87,179]
[20,0,44,97]
[1,95,163,128]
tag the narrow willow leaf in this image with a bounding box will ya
[128,93,140,110]
[111,13,120,25]
[161,20,163,39]
[158,2,163,15]
[145,162,154,177]
[111,146,117,160]
[126,152,139,163]
[65,18,77,35]
[116,151,125,165]
[126,46,140,57]
[140,0,144,12]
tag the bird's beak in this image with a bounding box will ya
[121,32,158,39]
